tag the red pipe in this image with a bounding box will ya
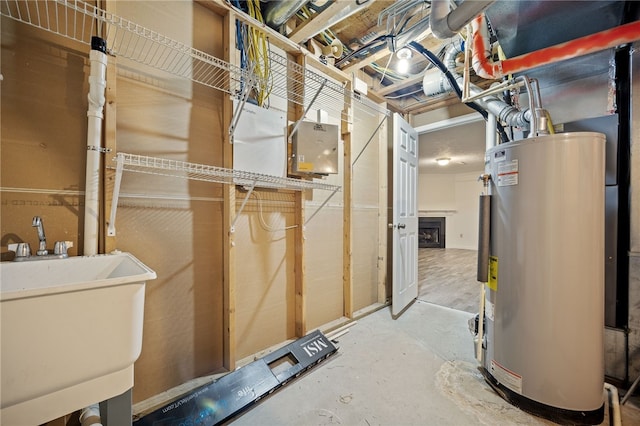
[472,16,640,79]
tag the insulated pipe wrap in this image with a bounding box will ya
[477,194,491,282]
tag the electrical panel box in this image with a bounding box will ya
[291,121,339,175]
[233,101,287,178]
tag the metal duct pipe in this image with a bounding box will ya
[477,194,491,282]
[393,15,431,52]
[430,0,495,39]
[423,41,531,128]
[264,0,309,29]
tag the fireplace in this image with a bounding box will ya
[419,217,445,248]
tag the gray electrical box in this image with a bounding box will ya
[291,121,339,174]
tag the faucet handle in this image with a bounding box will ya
[9,242,31,258]
[54,241,68,255]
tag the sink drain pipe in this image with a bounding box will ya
[80,36,108,426]
[80,403,103,426]
[84,36,108,257]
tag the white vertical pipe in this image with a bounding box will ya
[84,37,108,256]
[486,112,497,150]
[604,383,621,426]
[79,403,103,426]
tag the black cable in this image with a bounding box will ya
[335,35,391,67]
[409,41,510,143]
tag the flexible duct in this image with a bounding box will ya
[84,36,107,256]
[422,41,531,128]
[430,0,495,39]
[409,41,510,144]
[263,0,309,29]
[471,14,640,79]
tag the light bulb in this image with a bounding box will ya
[436,158,451,166]
[396,47,412,74]
[397,58,409,74]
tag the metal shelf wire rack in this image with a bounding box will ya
[107,153,341,236]
[111,153,341,192]
[0,0,388,121]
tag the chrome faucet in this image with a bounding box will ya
[32,216,48,255]
[7,216,71,261]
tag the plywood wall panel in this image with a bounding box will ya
[304,206,344,330]
[115,199,223,402]
[233,197,296,359]
[111,1,226,402]
[352,208,380,310]
[350,104,386,312]
[1,18,89,257]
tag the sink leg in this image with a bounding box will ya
[99,388,132,425]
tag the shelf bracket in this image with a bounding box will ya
[305,187,339,226]
[230,181,257,232]
[352,115,387,166]
[289,79,328,142]
[107,153,125,236]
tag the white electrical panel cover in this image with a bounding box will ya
[233,101,287,177]
[292,121,340,174]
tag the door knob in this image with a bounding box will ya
[398,223,406,229]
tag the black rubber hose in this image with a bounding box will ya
[408,41,510,143]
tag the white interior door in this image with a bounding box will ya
[391,113,419,316]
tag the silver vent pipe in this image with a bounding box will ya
[392,15,432,52]
[264,0,310,29]
[430,0,495,39]
[423,41,531,128]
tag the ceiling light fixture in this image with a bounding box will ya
[436,157,451,166]
[396,47,412,74]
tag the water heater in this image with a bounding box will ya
[482,132,606,424]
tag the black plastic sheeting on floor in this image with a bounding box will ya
[134,330,338,426]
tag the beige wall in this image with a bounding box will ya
[418,171,483,250]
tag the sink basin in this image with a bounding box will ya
[0,252,156,425]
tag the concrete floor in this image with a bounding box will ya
[230,301,640,426]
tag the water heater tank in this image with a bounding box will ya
[483,132,605,424]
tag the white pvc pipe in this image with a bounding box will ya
[486,112,497,150]
[604,383,622,426]
[79,403,103,426]
[82,38,107,425]
[84,40,108,256]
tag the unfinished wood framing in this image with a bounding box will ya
[222,10,237,371]
[103,16,118,256]
[293,54,308,337]
[342,100,354,319]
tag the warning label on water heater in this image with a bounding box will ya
[490,360,523,394]
[497,160,519,186]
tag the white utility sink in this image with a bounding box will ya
[0,252,156,425]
